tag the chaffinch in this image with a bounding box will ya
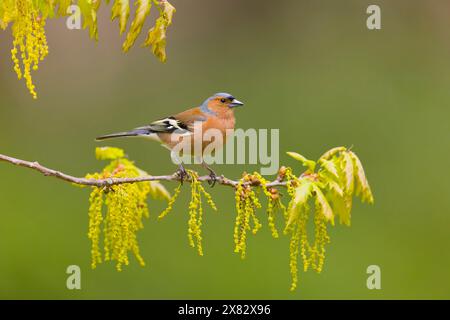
[96,93,244,184]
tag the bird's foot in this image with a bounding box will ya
[176,164,188,184]
[207,169,218,187]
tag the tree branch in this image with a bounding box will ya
[0,153,288,188]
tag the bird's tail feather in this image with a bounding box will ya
[95,129,153,141]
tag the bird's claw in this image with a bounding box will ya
[207,170,218,188]
[176,165,188,184]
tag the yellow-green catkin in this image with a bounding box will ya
[185,170,217,256]
[285,180,332,291]
[289,217,301,291]
[157,170,216,256]
[252,172,281,239]
[103,182,149,271]
[233,175,262,259]
[86,149,151,271]
[9,0,49,99]
[87,187,104,269]
[284,167,297,198]
[309,210,330,273]
[287,203,313,291]
[158,183,182,219]
[188,171,203,255]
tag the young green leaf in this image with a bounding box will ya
[149,180,171,201]
[134,167,171,201]
[95,147,125,160]
[312,184,334,223]
[38,0,56,19]
[78,0,100,40]
[111,0,130,34]
[326,190,351,226]
[340,151,354,194]
[123,0,151,52]
[349,151,374,204]
[327,180,344,197]
[318,146,346,162]
[286,152,316,172]
[319,158,339,179]
[143,0,176,62]
[56,0,72,16]
[293,180,313,205]
[286,180,313,228]
[160,0,175,24]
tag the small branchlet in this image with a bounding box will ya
[0,145,374,291]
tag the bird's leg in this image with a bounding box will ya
[201,160,217,187]
[171,151,188,184]
[176,163,188,184]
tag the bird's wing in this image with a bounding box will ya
[136,107,207,134]
[137,117,187,133]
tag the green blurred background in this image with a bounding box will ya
[0,0,449,299]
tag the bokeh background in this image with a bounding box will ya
[0,0,449,299]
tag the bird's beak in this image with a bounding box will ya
[230,98,244,108]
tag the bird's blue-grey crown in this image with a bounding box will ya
[200,92,244,113]
[212,92,235,99]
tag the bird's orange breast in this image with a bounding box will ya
[157,110,235,156]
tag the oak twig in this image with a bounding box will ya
[0,153,288,188]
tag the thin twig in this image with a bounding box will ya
[0,153,288,188]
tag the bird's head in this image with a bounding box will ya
[201,93,244,114]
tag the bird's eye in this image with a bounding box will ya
[220,98,226,103]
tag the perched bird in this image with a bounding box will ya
[96,93,244,185]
